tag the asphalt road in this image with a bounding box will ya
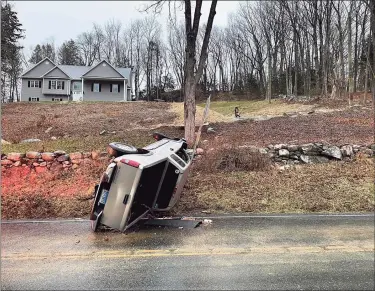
[1,214,374,290]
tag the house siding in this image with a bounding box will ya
[43,79,70,95]
[84,62,124,78]
[22,61,55,78]
[21,79,69,102]
[21,79,43,101]
[83,80,125,102]
[43,67,69,78]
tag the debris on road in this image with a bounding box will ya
[202,219,213,226]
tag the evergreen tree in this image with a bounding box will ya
[1,3,24,102]
[58,39,83,65]
[29,44,43,63]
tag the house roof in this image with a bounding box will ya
[21,57,132,80]
[41,66,71,79]
[58,65,91,79]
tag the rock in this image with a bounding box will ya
[57,155,69,162]
[268,152,275,158]
[202,140,209,144]
[322,146,342,160]
[91,151,100,160]
[196,148,204,155]
[278,165,292,171]
[278,149,290,157]
[300,155,329,164]
[287,144,299,152]
[83,152,91,158]
[207,127,216,133]
[259,148,268,154]
[40,162,47,167]
[194,155,202,160]
[7,153,26,162]
[361,148,373,157]
[72,164,79,169]
[41,152,55,161]
[71,159,81,165]
[301,143,321,155]
[99,130,107,135]
[38,159,44,162]
[370,144,375,151]
[70,152,83,160]
[100,151,108,157]
[26,151,41,159]
[290,154,300,160]
[267,144,274,150]
[51,136,57,140]
[14,161,21,167]
[341,145,353,157]
[33,162,40,167]
[45,127,53,133]
[274,144,287,150]
[1,139,11,145]
[54,150,66,156]
[20,138,41,143]
[63,161,71,165]
[1,160,13,166]
[111,131,116,134]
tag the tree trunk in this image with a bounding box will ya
[348,1,354,107]
[183,0,217,145]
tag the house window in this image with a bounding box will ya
[93,83,100,92]
[73,82,81,91]
[29,80,40,88]
[49,80,65,90]
[29,97,40,102]
[111,84,119,93]
[52,98,63,101]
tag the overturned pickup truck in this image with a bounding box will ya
[90,133,193,232]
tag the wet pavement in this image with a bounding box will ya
[1,214,374,290]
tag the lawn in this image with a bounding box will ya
[198,99,316,117]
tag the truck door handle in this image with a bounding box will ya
[123,194,130,205]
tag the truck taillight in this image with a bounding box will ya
[120,158,140,168]
[101,173,109,183]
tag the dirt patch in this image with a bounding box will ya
[199,108,374,147]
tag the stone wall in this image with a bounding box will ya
[253,143,375,169]
[2,142,374,173]
[1,150,111,173]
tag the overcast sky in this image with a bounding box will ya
[13,1,240,58]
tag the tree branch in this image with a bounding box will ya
[195,0,218,84]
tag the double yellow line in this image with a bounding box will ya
[2,245,374,261]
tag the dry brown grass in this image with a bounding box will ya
[1,102,177,143]
[169,102,232,126]
[176,158,374,214]
[195,141,271,173]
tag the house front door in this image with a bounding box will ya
[72,91,83,101]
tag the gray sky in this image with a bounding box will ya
[13,1,240,58]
